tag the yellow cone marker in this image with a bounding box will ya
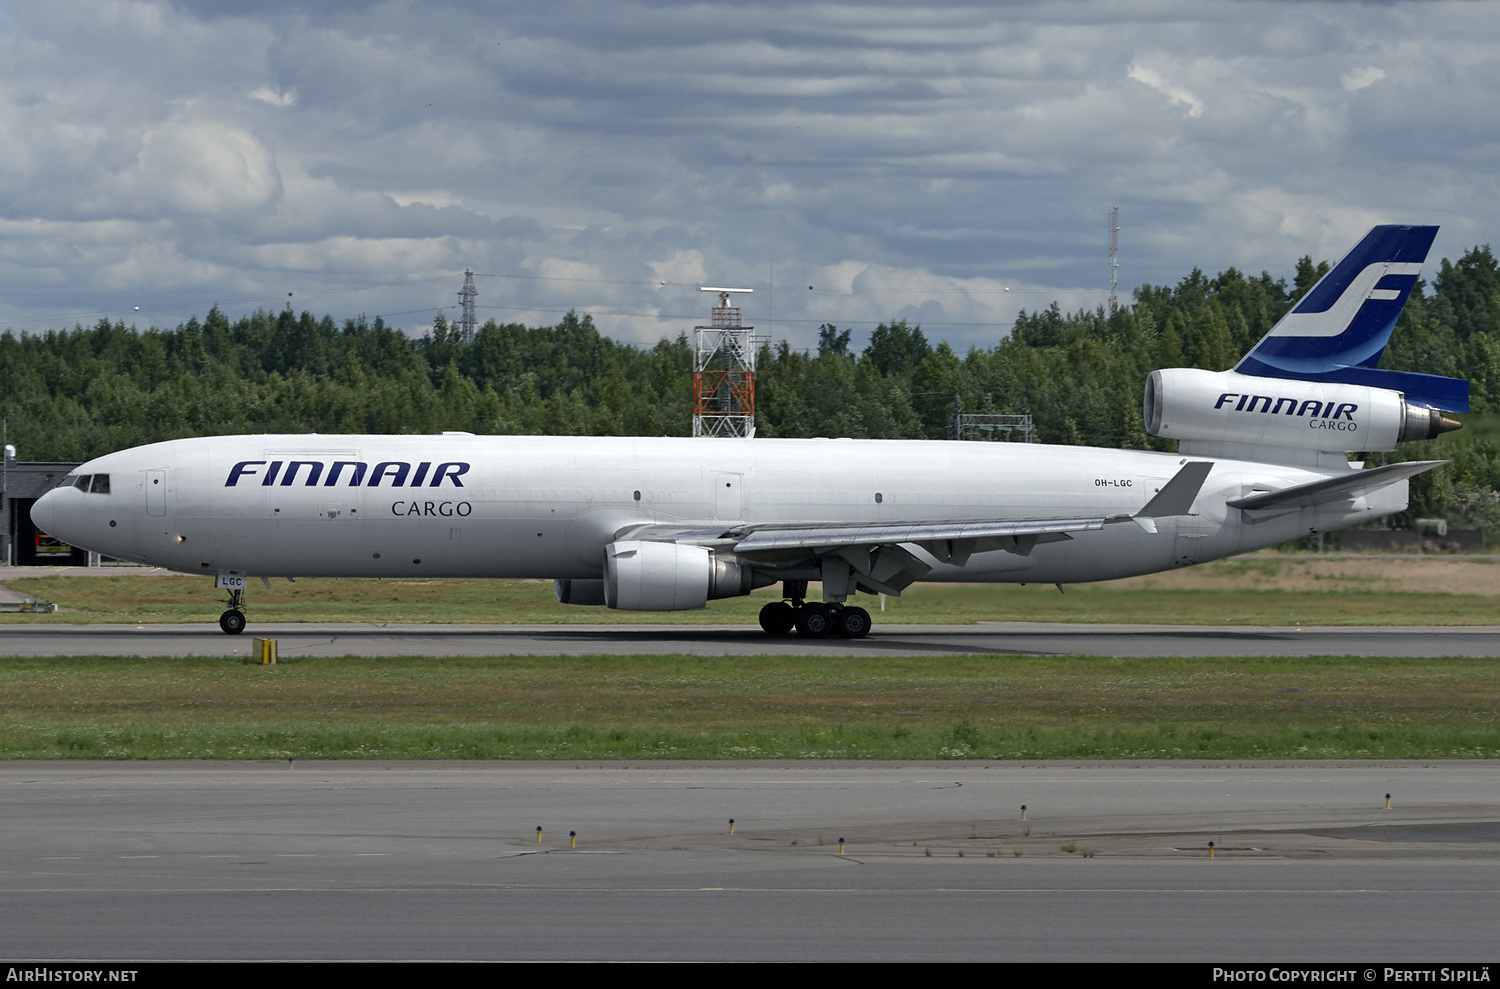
[536,826,542,843]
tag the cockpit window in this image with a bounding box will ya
[60,474,110,494]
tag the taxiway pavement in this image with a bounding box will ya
[1,761,1497,962]
[5,621,1500,657]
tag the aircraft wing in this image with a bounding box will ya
[617,461,1216,593]
[615,516,1104,556]
[729,516,1106,555]
[1225,460,1446,511]
[718,460,1217,555]
[617,516,1108,596]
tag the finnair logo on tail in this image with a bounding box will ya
[1266,262,1423,340]
[1234,226,1442,395]
[225,460,470,487]
[1214,394,1357,420]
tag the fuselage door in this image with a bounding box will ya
[714,472,743,522]
[146,470,167,517]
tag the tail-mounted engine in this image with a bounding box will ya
[1144,368,1460,455]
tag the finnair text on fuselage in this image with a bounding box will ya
[224,460,471,488]
[1214,393,1358,420]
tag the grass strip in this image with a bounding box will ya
[0,653,1495,760]
[8,573,1500,626]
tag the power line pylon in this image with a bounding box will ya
[692,287,759,438]
[458,269,478,343]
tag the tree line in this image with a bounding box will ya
[4,244,1500,533]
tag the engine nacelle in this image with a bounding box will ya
[603,540,769,611]
[1144,368,1457,454]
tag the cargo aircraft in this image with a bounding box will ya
[31,225,1464,637]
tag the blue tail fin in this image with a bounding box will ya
[1235,224,1469,413]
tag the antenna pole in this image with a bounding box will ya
[1108,207,1120,317]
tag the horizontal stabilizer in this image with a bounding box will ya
[1284,366,1469,415]
[1225,460,1447,511]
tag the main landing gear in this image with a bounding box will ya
[758,582,871,639]
[219,586,247,635]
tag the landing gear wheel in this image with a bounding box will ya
[219,609,247,635]
[795,604,834,639]
[759,601,796,635]
[836,606,871,639]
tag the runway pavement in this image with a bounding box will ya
[6,620,1500,657]
[1,761,1498,962]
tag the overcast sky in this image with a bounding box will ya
[1,0,1496,351]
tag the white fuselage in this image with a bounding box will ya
[32,434,1401,589]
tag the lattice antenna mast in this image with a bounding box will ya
[458,269,478,343]
[692,287,759,438]
[1108,206,1119,317]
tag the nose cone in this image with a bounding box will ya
[30,490,57,535]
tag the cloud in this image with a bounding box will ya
[250,87,298,107]
[1126,63,1206,118]
[1341,66,1385,93]
[124,119,283,217]
[0,1,1497,352]
[649,250,707,288]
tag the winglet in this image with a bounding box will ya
[1137,462,1214,519]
